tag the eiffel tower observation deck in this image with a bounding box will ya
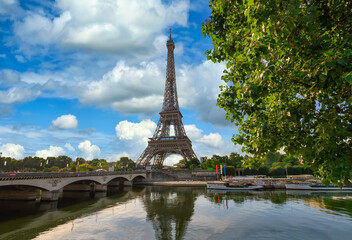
[136,31,197,168]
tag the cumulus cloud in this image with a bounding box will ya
[184,124,239,157]
[80,61,164,114]
[78,140,100,160]
[0,143,25,159]
[0,87,40,104]
[113,120,237,162]
[184,125,225,148]
[78,59,228,127]
[197,133,225,148]
[115,119,156,144]
[50,114,78,129]
[164,154,184,166]
[36,145,65,159]
[177,61,229,126]
[0,69,21,86]
[65,143,75,152]
[13,0,189,56]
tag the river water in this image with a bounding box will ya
[0,186,352,240]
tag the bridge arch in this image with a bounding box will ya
[56,177,105,190]
[131,175,146,182]
[0,180,51,191]
[0,184,50,191]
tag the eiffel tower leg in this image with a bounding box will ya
[136,146,154,167]
[153,153,166,169]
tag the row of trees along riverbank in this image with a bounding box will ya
[0,152,312,178]
[0,156,135,173]
[178,152,312,177]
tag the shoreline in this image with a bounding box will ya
[138,181,207,187]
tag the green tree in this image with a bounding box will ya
[228,152,244,167]
[23,156,44,171]
[202,0,352,185]
[179,158,201,169]
[264,152,281,168]
[115,157,135,171]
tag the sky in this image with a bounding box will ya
[0,0,242,165]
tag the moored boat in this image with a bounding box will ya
[206,183,263,191]
[285,183,352,191]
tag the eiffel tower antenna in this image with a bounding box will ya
[136,31,197,168]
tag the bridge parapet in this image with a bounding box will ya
[0,171,147,181]
[0,171,148,201]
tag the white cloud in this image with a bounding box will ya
[197,133,225,148]
[184,124,238,157]
[13,0,189,56]
[0,69,21,86]
[185,125,225,148]
[80,61,164,114]
[0,143,25,159]
[184,124,203,139]
[0,0,18,15]
[65,143,75,152]
[78,140,100,160]
[115,119,156,144]
[51,114,78,129]
[78,59,228,126]
[0,124,111,159]
[36,145,65,159]
[164,154,183,166]
[177,60,229,126]
[0,87,40,104]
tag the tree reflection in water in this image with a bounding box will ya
[204,189,352,218]
[141,186,200,240]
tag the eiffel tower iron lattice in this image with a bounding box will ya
[136,32,197,168]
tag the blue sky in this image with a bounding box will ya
[0,0,241,165]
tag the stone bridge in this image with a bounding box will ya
[0,171,148,201]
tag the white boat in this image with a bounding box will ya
[206,183,263,191]
[285,183,352,191]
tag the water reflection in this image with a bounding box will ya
[141,187,202,240]
[0,187,145,240]
[205,189,352,219]
[1,187,352,240]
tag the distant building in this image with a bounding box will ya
[108,162,115,171]
[173,162,185,168]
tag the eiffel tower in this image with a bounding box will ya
[136,32,197,168]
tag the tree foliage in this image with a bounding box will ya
[202,0,352,185]
[115,157,136,171]
[179,158,201,169]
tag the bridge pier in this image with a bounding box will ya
[0,186,39,201]
[41,189,61,201]
[95,184,107,192]
[124,181,133,186]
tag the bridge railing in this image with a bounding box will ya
[0,170,147,180]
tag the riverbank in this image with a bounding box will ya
[139,176,316,188]
[139,181,207,187]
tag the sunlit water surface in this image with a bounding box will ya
[1,187,352,240]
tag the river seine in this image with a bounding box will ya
[0,186,352,240]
